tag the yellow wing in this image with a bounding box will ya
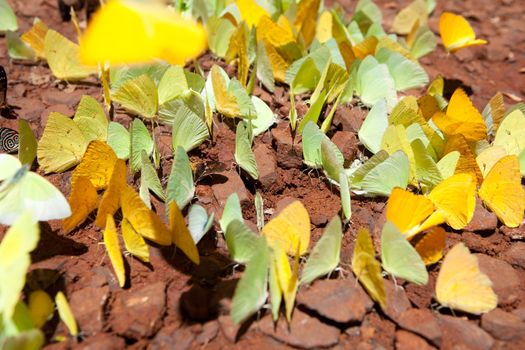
[121,185,172,246]
[273,242,299,322]
[55,291,79,337]
[261,200,311,256]
[424,173,477,230]
[73,140,118,190]
[479,155,525,227]
[476,145,507,178]
[103,215,126,288]
[62,176,99,233]
[443,134,483,183]
[414,227,446,265]
[436,243,497,314]
[21,18,49,58]
[168,201,200,264]
[351,228,386,309]
[294,0,320,47]
[37,113,88,174]
[386,188,435,238]
[432,88,487,142]
[439,12,487,53]
[236,0,269,27]
[121,218,150,263]
[80,0,206,66]
[95,159,127,227]
[211,65,240,118]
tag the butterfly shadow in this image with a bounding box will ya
[442,78,473,100]
[31,222,88,264]
[0,105,19,119]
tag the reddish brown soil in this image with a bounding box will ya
[1,0,525,349]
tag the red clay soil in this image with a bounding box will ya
[1,0,525,349]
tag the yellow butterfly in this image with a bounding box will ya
[261,200,310,256]
[80,0,207,66]
[433,88,487,142]
[436,243,497,314]
[103,215,126,288]
[271,242,300,321]
[443,135,483,184]
[168,201,200,264]
[351,227,386,309]
[386,188,435,238]
[439,12,487,53]
[478,155,525,227]
[236,0,269,27]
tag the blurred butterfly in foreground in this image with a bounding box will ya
[0,127,19,153]
[439,12,487,53]
[0,154,71,225]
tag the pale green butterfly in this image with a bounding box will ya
[166,146,194,211]
[302,121,344,169]
[355,150,411,197]
[130,118,154,173]
[0,0,18,31]
[235,121,259,180]
[107,122,130,160]
[225,219,261,264]
[219,193,243,233]
[375,48,429,92]
[381,220,428,285]
[187,204,214,245]
[0,155,71,225]
[354,56,397,109]
[300,216,342,285]
[231,237,269,325]
[358,100,389,154]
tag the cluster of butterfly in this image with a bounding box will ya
[0,0,519,340]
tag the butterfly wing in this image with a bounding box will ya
[381,221,428,285]
[439,12,486,53]
[436,243,497,314]
[479,155,525,227]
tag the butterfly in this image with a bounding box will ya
[432,88,487,142]
[79,0,207,66]
[439,12,487,53]
[0,154,71,225]
[261,200,311,256]
[0,127,19,154]
[436,243,497,314]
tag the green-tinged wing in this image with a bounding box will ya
[166,146,194,210]
[130,118,154,173]
[256,41,275,93]
[0,0,18,31]
[219,193,243,232]
[360,151,410,196]
[140,151,165,201]
[376,48,429,91]
[187,204,214,245]
[302,121,344,168]
[112,74,158,119]
[235,121,259,179]
[321,139,344,182]
[18,120,37,166]
[157,66,189,105]
[6,31,36,60]
[251,96,276,136]
[225,220,261,264]
[171,104,209,152]
[231,238,269,324]
[437,151,460,179]
[300,216,342,285]
[356,56,397,109]
[107,122,130,160]
[340,171,352,221]
[409,26,436,59]
[381,221,428,285]
[358,100,389,154]
[411,139,442,190]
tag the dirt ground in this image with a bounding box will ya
[1,0,525,349]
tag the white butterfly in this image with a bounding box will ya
[0,154,71,225]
